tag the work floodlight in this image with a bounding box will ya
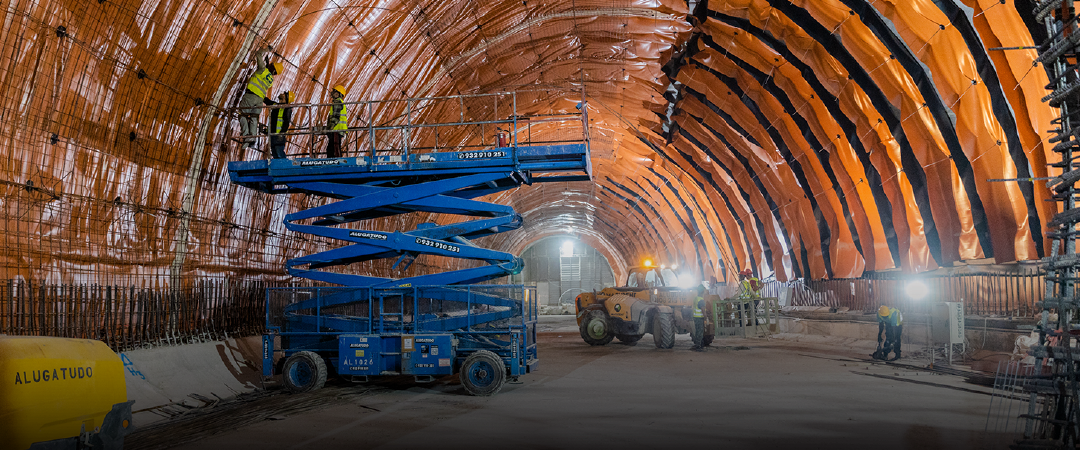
[561,241,574,257]
[905,280,929,301]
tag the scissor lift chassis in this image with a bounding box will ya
[263,285,538,394]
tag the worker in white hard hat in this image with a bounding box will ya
[324,85,347,158]
[875,305,904,361]
[239,45,283,149]
[268,90,294,159]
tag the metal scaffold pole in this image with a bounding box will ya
[1015,1,1080,446]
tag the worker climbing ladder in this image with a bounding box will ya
[227,91,590,395]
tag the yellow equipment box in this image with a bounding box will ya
[0,336,132,450]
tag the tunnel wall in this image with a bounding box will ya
[0,0,1058,292]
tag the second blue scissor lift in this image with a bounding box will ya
[228,91,590,395]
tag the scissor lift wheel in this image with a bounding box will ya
[283,351,327,393]
[460,350,506,396]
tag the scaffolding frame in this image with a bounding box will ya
[1014,1,1080,447]
[709,297,780,338]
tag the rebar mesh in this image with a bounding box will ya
[986,361,1043,439]
[0,277,306,351]
[760,268,1045,316]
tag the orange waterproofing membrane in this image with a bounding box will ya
[0,0,1059,288]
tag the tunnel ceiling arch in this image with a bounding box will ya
[0,0,1059,284]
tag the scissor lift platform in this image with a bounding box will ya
[228,143,590,193]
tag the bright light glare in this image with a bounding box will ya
[678,275,699,290]
[660,264,666,269]
[671,264,679,270]
[905,280,929,300]
[643,259,653,267]
[560,241,574,257]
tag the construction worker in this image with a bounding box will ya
[876,305,904,361]
[239,45,283,148]
[324,85,348,158]
[737,269,761,326]
[268,90,293,159]
[690,285,706,351]
[737,269,761,298]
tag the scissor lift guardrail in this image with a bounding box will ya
[236,91,590,161]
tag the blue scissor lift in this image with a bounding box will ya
[228,92,590,395]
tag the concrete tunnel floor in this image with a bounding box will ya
[133,315,1017,450]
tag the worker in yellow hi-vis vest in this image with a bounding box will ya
[268,90,293,159]
[239,45,283,149]
[737,269,761,326]
[324,85,348,158]
[737,269,761,298]
[874,305,904,361]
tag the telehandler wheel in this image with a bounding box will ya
[652,312,676,349]
[616,334,642,345]
[579,310,614,346]
[282,351,327,393]
[460,350,506,396]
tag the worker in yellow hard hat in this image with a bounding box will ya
[324,84,348,158]
[268,90,294,159]
[874,305,904,361]
[239,45,283,149]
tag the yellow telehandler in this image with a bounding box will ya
[574,263,715,348]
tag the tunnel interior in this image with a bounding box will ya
[0,0,1059,288]
[511,235,616,306]
[5,1,1080,445]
